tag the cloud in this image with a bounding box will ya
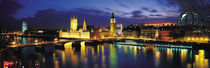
[117,2,130,8]
[0,0,22,31]
[150,10,158,13]
[156,0,210,16]
[22,8,178,30]
[131,10,147,19]
[23,8,112,30]
[74,8,109,15]
[142,7,149,11]
[150,14,163,16]
[103,7,112,11]
[142,7,158,13]
[132,10,142,15]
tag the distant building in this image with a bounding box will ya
[22,21,27,34]
[175,12,210,43]
[94,12,120,38]
[123,25,138,38]
[24,29,58,37]
[116,24,123,36]
[139,23,178,41]
[144,23,177,27]
[59,17,90,39]
[140,26,156,39]
[123,30,138,38]
[183,29,209,43]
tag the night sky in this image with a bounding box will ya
[0,0,210,31]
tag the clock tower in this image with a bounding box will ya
[110,12,116,37]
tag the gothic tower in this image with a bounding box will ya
[70,16,78,31]
[83,19,87,31]
[110,12,116,37]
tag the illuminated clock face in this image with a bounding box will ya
[111,19,115,23]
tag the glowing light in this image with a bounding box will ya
[71,17,78,31]
[156,51,160,58]
[80,41,86,62]
[187,38,190,40]
[196,38,198,40]
[97,45,100,55]
[184,37,209,43]
[38,30,43,33]
[180,49,187,63]
[166,48,173,62]
[192,38,194,40]
[134,46,137,59]
[124,46,127,54]
[59,31,90,39]
[80,41,85,46]
[110,13,116,37]
[91,48,94,55]
[66,43,78,67]
[61,51,65,64]
[155,51,160,67]
[34,39,38,43]
[205,38,208,41]
[64,42,72,48]
[144,23,177,27]
[11,41,16,45]
[109,44,117,68]
[83,19,87,31]
[193,50,209,68]
[54,38,58,41]
[53,52,59,68]
[4,61,13,68]
[22,21,27,34]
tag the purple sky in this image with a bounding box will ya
[0,0,210,31]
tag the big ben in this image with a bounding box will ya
[110,12,116,37]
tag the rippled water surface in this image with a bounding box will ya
[0,37,209,68]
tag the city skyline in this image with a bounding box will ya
[1,0,210,31]
[1,0,210,68]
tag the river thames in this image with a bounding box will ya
[0,37,209,68]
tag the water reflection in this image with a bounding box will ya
[110,44,117,68]
[0,41,210,68]
[1,36,56,45]
[193,50,209,68]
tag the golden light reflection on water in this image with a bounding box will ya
[142,47,146,55]
[133,46,137,59]
[101,45,106,68]
[64,42,78,67]
[180,49,187,64]
[42,56,45,63]
[53,52,59,68]
[110,44,117,68]
[81,41,86,62]
[60,42,209,68]
[124,46,127,54]
[118,45,138,59]
[61,51,66,64]
[153,47,160,67]
[166,48,173,62]
[64,42,72,48]
[193,50,209,68]
[97,45,100,55]
[91,48,94,56]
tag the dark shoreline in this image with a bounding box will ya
[128,39,210,49]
